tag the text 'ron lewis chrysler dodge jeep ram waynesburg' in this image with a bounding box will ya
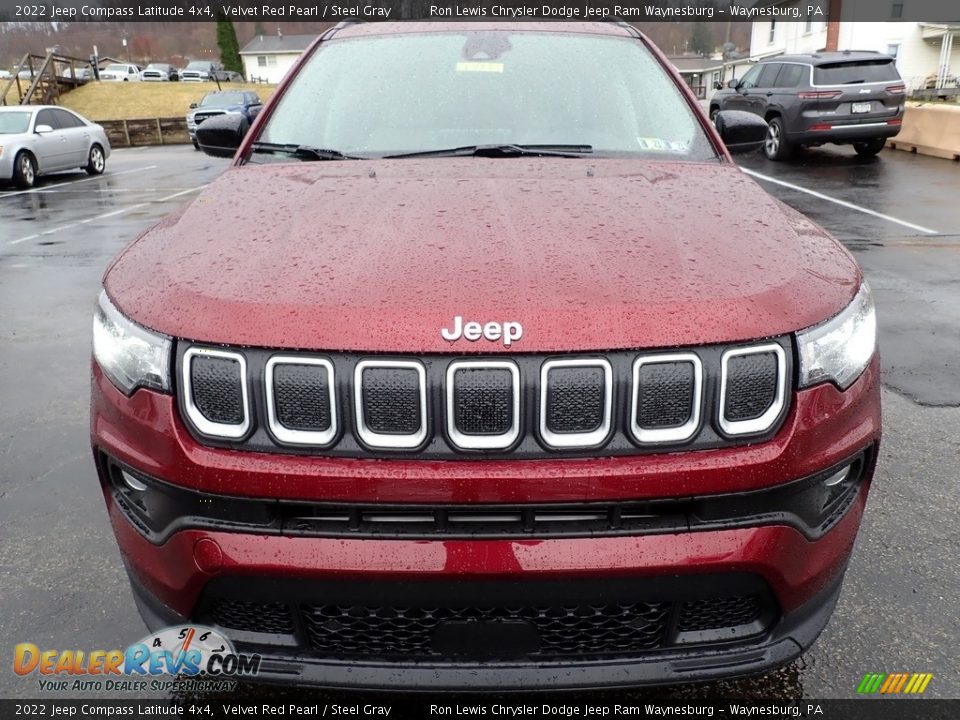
[91,22,880,689]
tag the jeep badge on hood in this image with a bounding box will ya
[441,316,524,347]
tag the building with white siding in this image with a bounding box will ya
[747,2,959,91]
[239,34,316,85]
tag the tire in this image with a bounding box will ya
[13,151,36,189]
[85,144,106,175]
[709,106,720,124]
[192,139,200,151]
[853,138,886,157]
[764,117,794,161]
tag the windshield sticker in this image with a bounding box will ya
[456,62,504,74]
[637,137,689,153]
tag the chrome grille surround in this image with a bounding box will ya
[719,344,787,437]
[181,347,250,439]
[445,360,521,450]
[630,353,703,445]
[354,359,427,450]
[539,358,613,449]
[265,356,337,447]
[175,339,793,458]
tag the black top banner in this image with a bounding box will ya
[3,0,960,23]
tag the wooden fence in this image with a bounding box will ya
[99,117,190,147]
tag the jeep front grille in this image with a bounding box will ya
[176,340,793,459]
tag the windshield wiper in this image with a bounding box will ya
[383,143,593,159]
[249,142,362,161]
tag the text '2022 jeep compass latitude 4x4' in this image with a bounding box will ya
[91,22,880,689]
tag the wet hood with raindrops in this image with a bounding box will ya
[103,157,861,353]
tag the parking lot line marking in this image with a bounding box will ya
[6,185,206,247]
[741,167,939,236]
[0,165,158,199]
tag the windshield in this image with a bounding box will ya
[185,62,210,71]
[146,64,167,70]
[0,112,32,134]
[105,64,128,73]
[201,92,245,107]
[256,31,715,161]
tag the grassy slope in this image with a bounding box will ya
[56,81,278,121]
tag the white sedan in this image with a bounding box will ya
[0,106,111,189]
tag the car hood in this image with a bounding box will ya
[105,159,860,353]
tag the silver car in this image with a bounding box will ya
[0,106,111,189]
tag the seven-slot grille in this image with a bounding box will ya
[179,341,790,458]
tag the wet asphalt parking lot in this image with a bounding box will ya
[0,143,958,703]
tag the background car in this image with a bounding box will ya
[141,63,179,82]
[710,51,905,160]
[0,69,11,80]
[214,69,244,83]
[99,63,142,82]
[186,90,262,149]
[0,105,111,188]
[180,60,222,82]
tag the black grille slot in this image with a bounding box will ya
[212,599,294,634]
[545,366,605,433]
[191,355,244,425]
[453,368,514,435]
[678,595,762,632]
[636,361,695,429]
[301,601,670,658]
[361,367,421,434]
[273,364,331,432]
[725,353,778,422]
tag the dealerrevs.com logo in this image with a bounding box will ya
[14,625,260,692]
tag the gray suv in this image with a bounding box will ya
[710,51,906,160]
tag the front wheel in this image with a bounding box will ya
[13,151,36,189]
[85,144,105,175]
[853,139,887,157]
[709,106,720,124]
[764,118,794,161]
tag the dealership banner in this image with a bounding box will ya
[0,699,958,718]
[4,0,960,23]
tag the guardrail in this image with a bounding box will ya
[98,117,189,147]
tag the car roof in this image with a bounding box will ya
[761,51,893,66]
[333,21,637,40]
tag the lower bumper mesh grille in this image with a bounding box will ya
[197,579,775,661]
[301,601,672,657]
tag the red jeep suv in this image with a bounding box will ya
[91,22,880,689]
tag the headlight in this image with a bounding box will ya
[92,290,171,395]
[798,283,877,390]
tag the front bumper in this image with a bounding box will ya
[91,357,881,688]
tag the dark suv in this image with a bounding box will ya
[711,51,905,160]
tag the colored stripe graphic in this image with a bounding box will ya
[857,673,933,694]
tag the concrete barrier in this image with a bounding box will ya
[887,103,960,161]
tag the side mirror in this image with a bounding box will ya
[35,124,53,134]
[196,112,249,158]
[714,110,768,155]
[727,78,742,90]
[189,103,198,109]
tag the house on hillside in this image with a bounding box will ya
[668,55,726,101]
[747,1,959,92]
[239,33,316,85]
